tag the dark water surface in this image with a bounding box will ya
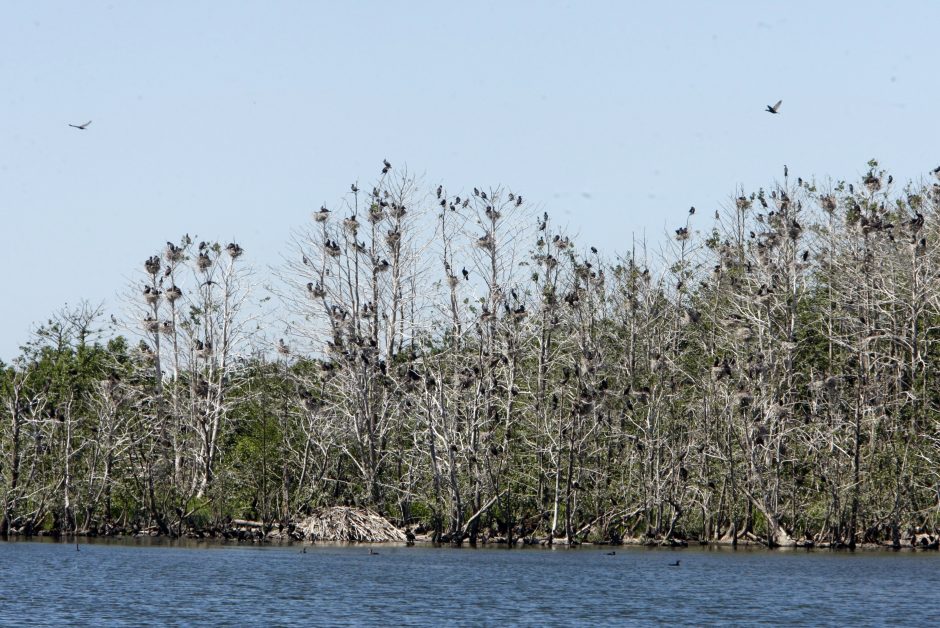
[1,539,938,626]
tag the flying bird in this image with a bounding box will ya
[69,120,92,130]
[765,100,782,114]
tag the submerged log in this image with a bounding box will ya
[296,507,407,542]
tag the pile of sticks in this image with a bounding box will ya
[298,507,407,542]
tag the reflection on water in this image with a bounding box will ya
[1,540,938,626]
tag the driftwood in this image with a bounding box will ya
[461,490,507,536]
[297,507,406,542]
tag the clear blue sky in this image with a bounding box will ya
[2,0,939,360]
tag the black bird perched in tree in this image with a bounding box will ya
[766,100,782,114]
[436,185,443,199]
[591,246,598,254]
[461,267,470,280]
[784,165,788,177]
[382,159,391,174]
[351,183,359,193]
[69,120,92,130]
[689,206,695,215]
[931,166,940,179]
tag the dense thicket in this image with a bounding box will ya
[3,160,940,548]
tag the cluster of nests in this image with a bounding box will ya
[134,338,214,364]
[303,239,392,272]
[142,285,183,304]
[141,316,173,335]
[145,241,244,276]
[687,176,932,253]
[478,301,526,323]
[310,176,526,266]
[313,200,408,226]
[140,242,246,330]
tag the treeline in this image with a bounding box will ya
[3,160,940,548]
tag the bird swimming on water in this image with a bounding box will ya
[765,100,782,114]
[669,560,681,567]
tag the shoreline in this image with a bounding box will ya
[4,531,937,554]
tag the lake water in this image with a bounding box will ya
[1,540,937,626]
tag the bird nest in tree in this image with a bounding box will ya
[368,205,385,224]
[143,318,161,333]
[296,507,406,542]
[343,217,359,233]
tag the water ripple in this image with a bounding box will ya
[0,541,937,626]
